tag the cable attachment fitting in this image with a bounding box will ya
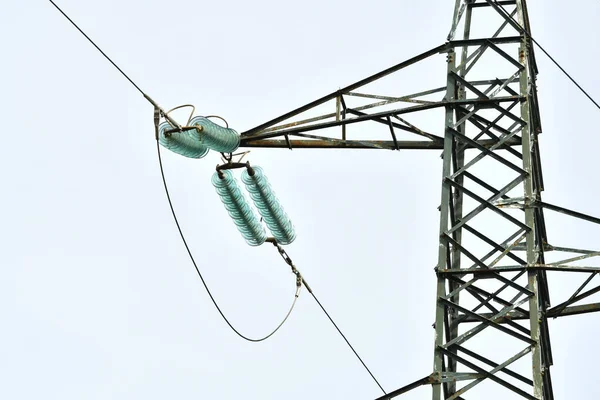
[153,107,160,141]
[268,237,294,267]
[268,238,311,292]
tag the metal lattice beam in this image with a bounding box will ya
[238,1,600,399]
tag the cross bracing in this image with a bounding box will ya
[238,1,600,399]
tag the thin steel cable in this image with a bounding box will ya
[158,131,385,391]
[493,0,600,111]
[50,1,386,385]
[270,242,386,395]
[156,140,301,342]
[49,0,144,96]
[309,289,387,394]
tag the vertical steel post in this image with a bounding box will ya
[516,2,543,397]
[432,48,457,400]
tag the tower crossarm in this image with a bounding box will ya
[235,1,600,399]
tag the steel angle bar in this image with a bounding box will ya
[457,113,523,159]
[443,265,534,297]
[392,115,442,141]
[444,264,600,275]
[461,9,518,74]
[484,40,524,70]
[259,94,435,134]
[453,94,502,130]
[448,128,526,176]
[442,231,528,301]
[450,344,533,385]
[288,133,387,150]
[385,117,399,150]
[457,266,534,298]
[259,111,338,133]
[468,78,516,87]
[243,96,523,141]
[463,172,511,200]
[441,372,485,382]
[545,245,600,255]
[450,36,522,48]
[441,266,525,274]
[546,251,600,266]
[538,201,600,225]
[443,174,525,237]
[438,347,537,400]
[460,310,525,323]
[488,71,520,98]
[452,73,525,126]
[470,1,517,8]
[445,177,529,234]
[454,99,522,151]
[239,138,517,150]
[452,81,511,130]
[448,0,468,40]
[484,0,523,33]
[443,229,526,290]
[373,375,433,400]
[458,103,520,137]
[448,274,530,322]
[346,88,446,103]
[459,282,531,335]
[547,303,600,318]
[440,296,534,346]
[442,234,485,270]
[547,284,600,315]
[494,77,520,96]
[493,196,526,207]
[345,109,443,141]
[535,264,600,273]
[242,43,449,136]
[483,229,527,268]
[461,224,526,266]
[549,272,597,318]
[445,345,533,400]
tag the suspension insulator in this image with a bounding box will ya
[158,122,209,159]
[212,170,267,246]
[189,116,240,153]
[241,166,296,245]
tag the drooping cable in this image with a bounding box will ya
[157,133,385,393]
[156,138,301,342]
[50,1,387,388]
[493,0,600,111]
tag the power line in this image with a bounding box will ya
[157,134,385,392]
[51,0,301,343]
[156,139,301,342]
[493,0,600,111]
[48,0,182,129]
[310,289,387,394]
[49,1,387,392]
[271,242,387,394]
[48,0,144,96]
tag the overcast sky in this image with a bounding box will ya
[2,1,600,399]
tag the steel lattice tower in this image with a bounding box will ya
[235,1,600,399]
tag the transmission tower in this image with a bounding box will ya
[235,1,600,399]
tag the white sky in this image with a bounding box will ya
[2,1,599,399]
